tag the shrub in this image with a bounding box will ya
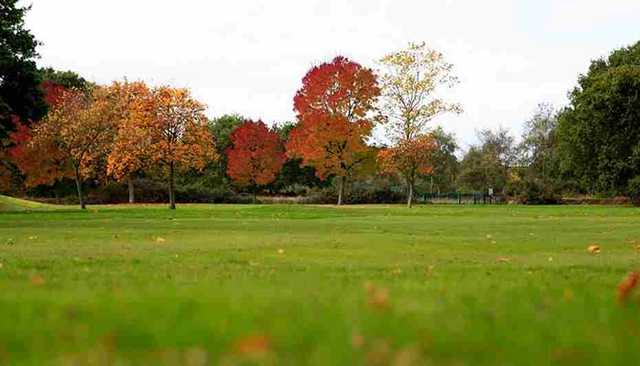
[628,176,640,206]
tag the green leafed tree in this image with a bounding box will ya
[208,114,244,181]
[0,0,47,191]
[512,103,563,202]
[457,127,516,194]
[39,68,90,90]
[556,41,640,194]
[0,0,47,138]
[421,127,459,194]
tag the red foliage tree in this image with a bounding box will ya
[41,81,67,109]
[227,120,285,201]
[1,81,69,192]
[286,56,380,205]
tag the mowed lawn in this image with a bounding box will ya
[1,203,640,365]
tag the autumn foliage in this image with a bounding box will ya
[7,80,217,209]
[1,81,71,193]
[108,85,217,209]
[376,43,460,207]
[106,81,154,203]
[378,134,438,207]
[16,87,118,208]
[6,118,56,188]
[226,120,285,191]
[41,80,68,109]
[1,46,464,208]
[287,56,380,204]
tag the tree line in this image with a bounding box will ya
[2,45,458,209]
[1,1,639,208]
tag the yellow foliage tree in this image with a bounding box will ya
[378,42,462,207]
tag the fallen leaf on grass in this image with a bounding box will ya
[424,265,435,277]
[365,339,391,366]
[496,257,511,263]
[232,334,271,355]
[365,282,390,310]
[587,244,601,254]
[277,249,284,254]
[563,289,574,303]
[28,236,38,240]
[155,237,166,244]
[352,333,365,349]
[617,272,640,303]
[30,274,45,286]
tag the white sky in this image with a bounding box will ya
[25,0,640,148]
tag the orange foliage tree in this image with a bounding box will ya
[17,87,118,209]
[112,86,217,209]
[106,81,154,203]
[378,134,438,207]
[226,120,285,201]
[286,56,380,205]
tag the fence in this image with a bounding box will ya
[420,192,506,204]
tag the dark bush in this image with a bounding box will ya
[628,176,640,206]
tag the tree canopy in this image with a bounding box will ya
[0,0,47,138]
[557,41,640,194]
[226,120,285,200]
[287,56,380,205]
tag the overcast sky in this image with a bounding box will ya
[25,0,640,147]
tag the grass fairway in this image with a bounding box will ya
[1,204,640,365]
[0,195,62,213]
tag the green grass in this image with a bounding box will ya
[1,202,640,365]
[0,194,62,212]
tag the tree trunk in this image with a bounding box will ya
[74,167,86,210]
[407,179,414,209]
[429,175,434,195]
[168,162,176,210]
[127,175,135,204]
[253,186,257,204]
[337,176,345,206]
